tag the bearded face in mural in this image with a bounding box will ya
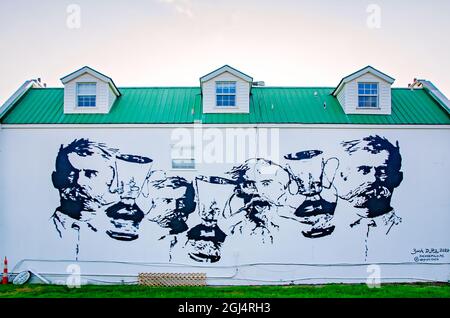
[334,136,404,260]
[142,175,196,235]
[225,159,290,243]
[51,139,120,235]
[336,135,403,220]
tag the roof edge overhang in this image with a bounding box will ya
[415,80,450,115]
[332,66,396,96]
[0,79,44,121]
[2,123,449,129]
[60,66,121,97]
[200,65,253,85]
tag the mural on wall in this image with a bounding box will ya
[334,135,404,258]
[105,154,153,241]
[185,176,232,263]
[51,135,403,262]
[51,139,120,258]
[225,159,289,244]
[138,172,197,260]
[281,151,339,239]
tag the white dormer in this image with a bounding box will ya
[200,65,253,114]
[61,66,121,114]
[332,66,395,115]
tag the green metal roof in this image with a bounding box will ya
[1,87,449,125]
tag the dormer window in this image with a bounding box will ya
[358,83,379,108]
[200,65,253,114]
[61,66,120,114]
[216,81,236,107]
[332,66,395,115]
[77,83,97,107]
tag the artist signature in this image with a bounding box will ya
[411,248,449,255]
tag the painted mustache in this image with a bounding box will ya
[341,182,392,202]
[105,202,145,241]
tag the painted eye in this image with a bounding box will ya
[84,169,98,179]
[376,167,387,177]
[163,198,173,204]
[177,199,185,209]
[357,166,372,175]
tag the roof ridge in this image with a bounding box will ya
[29,86,425,90]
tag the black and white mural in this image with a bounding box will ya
[51,135,404,262]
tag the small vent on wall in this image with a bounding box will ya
[252,81,265,87]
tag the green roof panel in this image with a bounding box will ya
[1,87,449,125]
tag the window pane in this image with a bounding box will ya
[370,96,378,107]
[78,95,96,107]
[358,96,378,108]
[172,159,195,169]
[217,94,236,107]
[358,83,378,95]
[77,83,96,107]
[216,82,236,107]
[230,95,236,106]
[217,95,223,106]
[78,83,96,95]
[216,82,236,92]
[358,96,365,107]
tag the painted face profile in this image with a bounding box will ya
[51,139,122,259]
[67,151,117,207]
[335,135,403,219]
[144,176,197,235]
[282,150,339,238]
[52,139,120,225]
[224,159,290,243]
[104,154,153,241]
[229,159,290,206]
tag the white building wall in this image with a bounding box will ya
[0,126,449,285]
[342,73,392,115]
[202,72,251,114]
[63,73,115,114]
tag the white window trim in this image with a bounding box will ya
[357,82,380,109]
[76,82,97,108]
[215,81,237,108]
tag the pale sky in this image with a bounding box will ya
[1,0,449,106]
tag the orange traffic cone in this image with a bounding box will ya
[2,257,8,284]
